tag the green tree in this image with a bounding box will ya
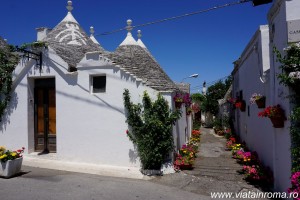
[123,89,181,170]
[0,38,19,118]
[201,76,232,115]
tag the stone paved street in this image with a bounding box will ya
[150,128,269,199]
[0,128,272,200]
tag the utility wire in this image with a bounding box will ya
[46,0,252,45]
[191,75,231,90]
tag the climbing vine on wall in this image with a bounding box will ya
[0,42,19,120]
[123,89,181,170]
[0,40,47,121]
[274,43,300,173]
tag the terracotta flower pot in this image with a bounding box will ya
[270,117,285,128]
[255,97,266,108]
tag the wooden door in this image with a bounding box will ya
[34,78,56,153]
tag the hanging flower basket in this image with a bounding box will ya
[186,107,192,115]
[175,101,182,109]
[236,100,246,112]
[255,97,266,108]
[270,117,285,128]
[258,105,287,128]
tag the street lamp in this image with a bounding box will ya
[181,73,199,82]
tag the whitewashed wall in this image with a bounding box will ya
[232,25,275,174]
[232,0,300,192]
[267,0,300,192]
[1,47,171,168]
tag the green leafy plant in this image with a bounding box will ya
[123,89,181,170]
[0,39,19,120]
[275,44,300,175]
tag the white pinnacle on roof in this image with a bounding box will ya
[119,19,138,46]
[61,1,79,24]
[137,30,147,49]
[89,26,101,46]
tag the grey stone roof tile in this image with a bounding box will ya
[104,45,178,91]
[45,20,103,71]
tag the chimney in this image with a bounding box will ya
[36,27,52,41]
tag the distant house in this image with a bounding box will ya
[231,0,300,193]
[0,1,190,170]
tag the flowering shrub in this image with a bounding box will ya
[0,146,25,162]
[288,172,300,199]
[183,93,192,106]
[226,140,234,150]
[174,153,195,166]
[233,149,244,160]
[174,130,201,170]
[231,143,242,151]
[229,136,236,143]
[192,130,201,139]
[231,143,244,157]
[242,152,251,163]
[179,144,196,158]
[249,93,264,104]
[224,128,232,139]
[258,104,286,119]
[242,165,264,181]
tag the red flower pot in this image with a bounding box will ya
[240,100,246,112]
[270,117,285,128]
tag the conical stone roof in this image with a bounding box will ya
[105,44,177,91]
[44,3,103,71]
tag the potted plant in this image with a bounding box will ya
[235,100,246,112]
[258,104,287,128]
[250,93,266,108]
[173,93,183,109]
[183,93,192,107]
[288,172,300,197]
[0,146,25,178]
[186,107,192,115]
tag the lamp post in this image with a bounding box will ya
[181,73,199,82]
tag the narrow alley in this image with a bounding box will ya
[151,128,269,199]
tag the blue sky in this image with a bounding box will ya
[0,0,272,92]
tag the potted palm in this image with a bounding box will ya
[258,104,287,128]
[0,146,25,178]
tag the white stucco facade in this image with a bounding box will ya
[0,46,190,169]
[232,0,300,192]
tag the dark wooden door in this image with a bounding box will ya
[34,78,56,153]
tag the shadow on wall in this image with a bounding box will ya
[129,145,138,164]
[0,92,18,132]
